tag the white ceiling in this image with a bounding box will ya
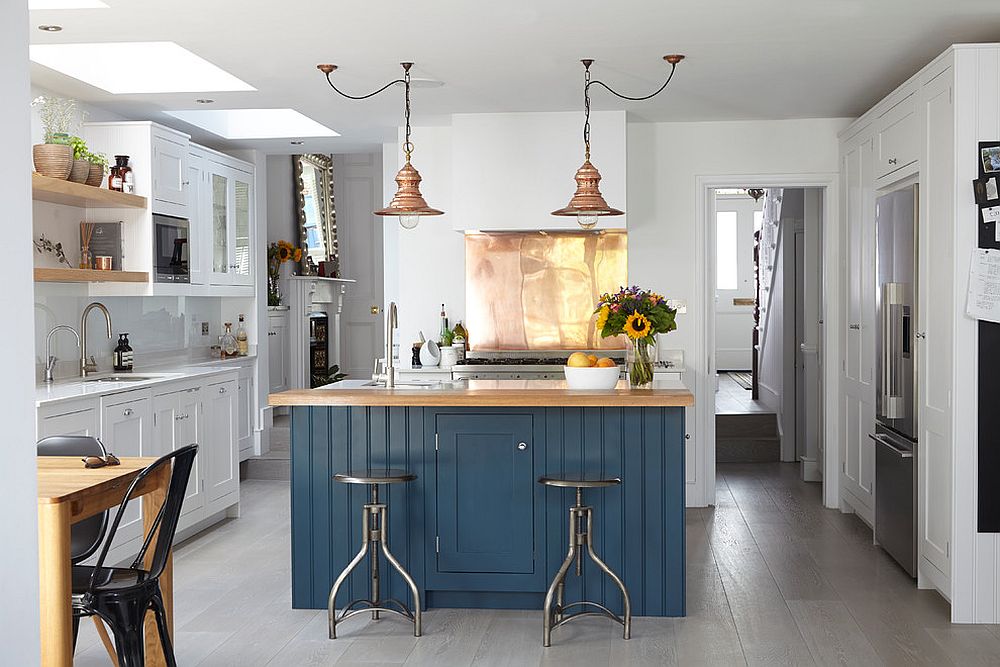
[27,0,1000,154]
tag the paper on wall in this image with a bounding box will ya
[967,248,1000,323]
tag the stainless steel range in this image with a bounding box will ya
[451,353,585,380]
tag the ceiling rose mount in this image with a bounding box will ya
[553,54,685,229]
[317,62,443,229]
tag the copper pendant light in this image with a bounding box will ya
[553,55,684,229]
[318,62,443,229]
[746,188,765,202]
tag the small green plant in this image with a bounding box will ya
[69,136,88,160]
[86,151,109,172]
[441,327,455,347]
[311,365,348,388]
[31,96,79,144]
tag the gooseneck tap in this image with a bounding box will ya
[44,325,81,383]
[80,302,112,377]
[385,302,398,388]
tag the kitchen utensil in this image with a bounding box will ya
[440,346,458,368]
[419,339,441,367]
[563,364,621,390]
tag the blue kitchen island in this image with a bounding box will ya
[270,379,693,617]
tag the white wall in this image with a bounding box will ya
[382,127,466,354]
[266,154,296,245]
[1,0,40,661]
[627,118,849,505]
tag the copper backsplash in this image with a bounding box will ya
[465,231,627,350]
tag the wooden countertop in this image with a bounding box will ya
[269,379,694,407]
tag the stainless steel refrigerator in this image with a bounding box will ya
[870,184,918,577]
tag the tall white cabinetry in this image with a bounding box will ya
[190,146,254,287]
[837,45,1000,620]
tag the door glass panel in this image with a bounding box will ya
[213,173,229,274]
[234,179,251,276]
[716,211,738,290]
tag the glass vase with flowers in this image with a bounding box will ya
[267,240,303,306]
[594,286,677,388]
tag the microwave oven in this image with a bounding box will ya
[153,214,190,283]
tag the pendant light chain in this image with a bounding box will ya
[583,61,592,161]
[586,58,681,102]
[403,64,413,161]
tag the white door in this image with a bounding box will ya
[37,405,99,440]
[840,131,877,519]
[151,132,188,215]
[918,72,953,578]
[101,396,153,548]
[187,150,206,285]
[714,194,761,371]
[230,170,253,286]
[152,387,205,518]
[334,153,384,380]
[268,312,289,393]
[205,379,238,502]
[237,373,253,458]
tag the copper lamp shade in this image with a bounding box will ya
[375,160,443,218]
[551,159,623,218]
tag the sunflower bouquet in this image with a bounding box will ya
[594,286,678,388]
[267,240,303,306]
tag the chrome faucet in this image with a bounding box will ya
[80,302,112,377]
[385,301,398,388]
[44,325,81,383]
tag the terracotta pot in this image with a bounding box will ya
[85,162,104,187]
[68,159,90,183]
[32,143,73,179]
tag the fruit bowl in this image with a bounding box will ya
[563,364,621,390]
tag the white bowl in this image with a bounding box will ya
[563,364,621,390]
[419,340,441,367]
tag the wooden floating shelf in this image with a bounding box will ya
[31,173,147,209]
[34,268,149,283]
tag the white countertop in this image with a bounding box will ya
[35,354,255,408]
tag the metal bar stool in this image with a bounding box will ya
[328,468,421,639]
[538,474,631,647]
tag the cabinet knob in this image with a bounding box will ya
[888,158,898,165]
[219,386,227,394]
[517,442,527,451]
[849,323,861,330]
[123,408,133,417]
[915,332,926,339]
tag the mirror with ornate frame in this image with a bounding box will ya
[293,153,339,275]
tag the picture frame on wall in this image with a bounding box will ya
[982,143,1000,174]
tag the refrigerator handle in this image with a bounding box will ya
[881,283,905,419]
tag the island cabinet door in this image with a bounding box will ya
[433,413,538,579]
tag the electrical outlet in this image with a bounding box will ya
[201,321,210,336]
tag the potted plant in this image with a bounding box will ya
[67,136,91,183]
[84,151,108,187]
[594,286,678,388]
[267,240,303,306]
[31,96,77,179]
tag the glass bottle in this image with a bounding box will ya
[220,323,238,358]
[122,333,134,371]
[439,303,449,343]
[113,334,127,372]
[115,155,134,194]
[236,314,249,356]
[108,164,121,191]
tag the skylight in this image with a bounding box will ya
[29,0,109,8]
[29,42,255,94]
[164,109,339,139]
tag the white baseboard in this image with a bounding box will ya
[918,556,951,604]
[799,456,822,482]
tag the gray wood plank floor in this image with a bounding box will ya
[71,462,1000,666]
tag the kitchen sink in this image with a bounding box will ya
[83,375,158,383]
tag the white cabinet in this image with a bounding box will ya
[917,69,954,582]
[205,378,239,502]
[839,127,877,521]
[151,128,189,216]
[100,393,153,549]
[237,370,254,461]
[268,310,290,394]
[876,93,919,181]
[187,150,207,285]
[37,400,100,440]
[204,159,254,287]
[152,385,206,519]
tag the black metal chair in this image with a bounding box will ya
[71,443,199,667]
[37,436,120,662]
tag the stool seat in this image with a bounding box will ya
[538,475,621,489]
[334,469,417,485]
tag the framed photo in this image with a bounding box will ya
[983,145,1000,174]
[975,176,1000,206]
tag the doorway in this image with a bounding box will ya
[703,182,831,506]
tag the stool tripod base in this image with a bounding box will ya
[542,494,631,647]
[327,483,421,639]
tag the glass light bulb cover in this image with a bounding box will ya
[577,214,599,229]
[399,215,420,229]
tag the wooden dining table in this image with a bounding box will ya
[37,456,173,667]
